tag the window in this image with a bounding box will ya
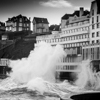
[20,18,22,22]
[97,16,99,22]
[19,23,22,26]
[92,10,94,16]
[27,24,29,27]
[97,23,99,28]
[97,32,99,37]
[72,36,74,40]
[97,23,100,28]
[24,24,26,27]
[15,22,17,26]
[97,47,99,59]
[92,17,94,23]
[19,27,22,31]
[92,32,95,38]
[92,40,94,44]
[96,40,99,43]
[92,24,95,29]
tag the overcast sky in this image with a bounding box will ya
[0,0,93,29]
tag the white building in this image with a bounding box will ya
[35,0,100,80]
[33,17,49,34]
[89,1,100,44]
[36,7,91,81]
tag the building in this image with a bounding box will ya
[0,22,6,40]
[61,8,90,30]
[82,0,100,72]
[6,14,31,32]
[36,7,90,81]
[33,17,49,34]
[89,1,100,44]
[49,24,61,34]
[0,22,6,33]
[82,43,100,72]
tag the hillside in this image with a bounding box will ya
[0,39,36,60]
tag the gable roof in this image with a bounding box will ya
[61,10,90,20]
[33,17,49,24]
[6,14,30,23]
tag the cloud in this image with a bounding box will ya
[40,0,73,8]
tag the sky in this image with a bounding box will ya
[0,0,93,30]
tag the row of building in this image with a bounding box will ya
[35,0,100,81]
[0,15,50,35]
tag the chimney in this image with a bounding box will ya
[80,7,84,17]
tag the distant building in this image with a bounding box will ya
[49,24,61,34]
[0,22,6,33]
[6,14,31,32]
[33,17,49,34]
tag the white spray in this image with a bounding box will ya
[8,42,66,93]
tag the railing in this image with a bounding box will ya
[0,59,9,66]
[56,62,81,72]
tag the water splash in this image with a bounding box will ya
[0,42,100,100]
[75,59,100,90]
[8,42,66,84]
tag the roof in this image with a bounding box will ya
[61,10,90,20]
[33,17,49,24]
[6,14,30,23]
[52,25,60,31]
[95,0,100,14]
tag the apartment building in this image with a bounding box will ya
[36,7,90,81]
[82,0,100,72]
[6,14,31,32]
[89,1,100,44]
[33,17,49,34]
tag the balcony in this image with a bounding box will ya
[62,22,89,31]
[56,62,81,72]
[48,38,89,45]
[61,30,89,37]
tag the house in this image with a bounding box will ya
[6,14,31,32]
[33,17,49,34]
[49,24,61,34]
[0,22,6,34]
